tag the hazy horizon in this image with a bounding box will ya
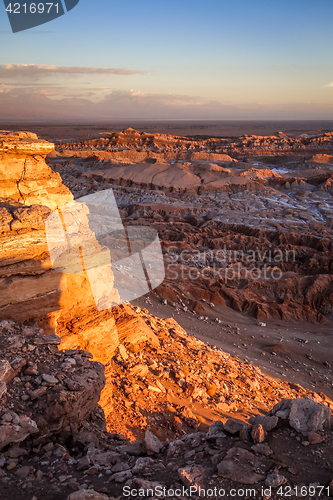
[1,0,333,121]
[2,119,333,142]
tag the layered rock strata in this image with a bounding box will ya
[58,128,333,157]
[0,132,120,363]
[0,131,72,209]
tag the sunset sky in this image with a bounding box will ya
[1,0,333,120]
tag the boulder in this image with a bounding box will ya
[249,415,278,432]
[223,418,250,435]
[144,429,163,455]
[0,381,6,400]
[178,465,210,489]
[270,398,331,436]
[206,420,226,440]
[308,432,325,444]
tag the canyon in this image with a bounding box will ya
[0,127,332,499]
[49,128,333,325]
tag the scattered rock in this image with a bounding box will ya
[172,416,183,433]
[249,415,278,432]
[251,423,265,443]
[110,470,132,483]
[206,421,226,440]
[178,465,210,489]
[251,443,273,456]
[265,473,287,488]
[0,414,38,450]
[308,432,325,444]
[143,429,163,455]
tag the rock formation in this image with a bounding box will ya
[0,320,105,448]
[0,131,73,209]
[46,128,333,324]
[0,131,120,363]
[58,128,333,158]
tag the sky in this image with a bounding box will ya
[1,0,333,120]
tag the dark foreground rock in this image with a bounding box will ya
[0,320,105,448]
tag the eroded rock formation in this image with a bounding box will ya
[58,128,333,157]
[46,128,333,324]
[0,131,120,362]
[0,131,72,209]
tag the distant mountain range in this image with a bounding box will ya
[1,91,333,121]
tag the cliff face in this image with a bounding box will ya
[0,131,120,363]
[0,131,73,210]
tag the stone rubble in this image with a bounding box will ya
[0,320,332,500]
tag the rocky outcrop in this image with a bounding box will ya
[0,132,120,361]
[0,200,56,322]
[58,128,333,157]
[0,320,105,449]
[0,131,79,328]
[0,197,120,361]
[0,131,73,209]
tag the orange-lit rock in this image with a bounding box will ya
[0,131,73,209]
[0,132,120,363]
